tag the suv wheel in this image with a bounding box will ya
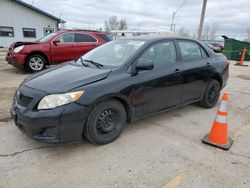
[84,100,126,145]
[200,79,221,108]
[26,54,46,72]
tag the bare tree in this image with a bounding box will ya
[104,16,119,34]
[201,23,219,40]
[104,16,128,34]
[209,23,219,40]
[119,19,128,30]
[202,25,210,40]
[178,27,190,37]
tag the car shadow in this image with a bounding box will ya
[1,67,31,75]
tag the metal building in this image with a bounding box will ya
[0,0,65,47]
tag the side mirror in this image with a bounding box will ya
[53,38,60,45]
[135,59,154,71]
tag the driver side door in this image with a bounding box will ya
[51,33,75,64]
[130,41,183,117]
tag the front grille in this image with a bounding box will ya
[17,93,33,107]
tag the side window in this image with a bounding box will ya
[178,41,204,61]
[140,41,176,69]
[75,33,97,42]
[57,33,74,43]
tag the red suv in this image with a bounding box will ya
[6,30,111,72]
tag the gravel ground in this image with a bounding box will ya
[0,60,30,121]
[0,62,250,188]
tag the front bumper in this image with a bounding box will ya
[11,86,90,143]
[6,52,27,68]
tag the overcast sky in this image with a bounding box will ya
[23,0,249,39]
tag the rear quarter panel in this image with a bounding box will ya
[210,53,229,88]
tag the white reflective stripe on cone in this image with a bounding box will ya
[216,114,227,124]
[219,101,227,113]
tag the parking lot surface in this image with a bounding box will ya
[0,62,250,188]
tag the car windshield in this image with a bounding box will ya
[77,40,146,67]
[38,33,57,42]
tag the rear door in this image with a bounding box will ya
[74,33,99,57]
[176,40,213,104]
[51,33,75,63]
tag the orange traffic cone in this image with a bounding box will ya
[202,93,233,150]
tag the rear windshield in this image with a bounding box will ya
[96,34,111,42]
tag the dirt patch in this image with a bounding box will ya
[0,116,12,122]
[0,87,17,121]
[0,66,30,122]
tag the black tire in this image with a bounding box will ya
[26,54,46,72]
[200,79,221,108]
[84,100,126,145]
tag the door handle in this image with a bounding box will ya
[173,68,181,75]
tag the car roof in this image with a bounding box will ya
[116,35,216,57]
[117,35,201,43]
[55,30,106,35]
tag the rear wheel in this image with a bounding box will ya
[84,100,126,145]
[200,79,221,108]
[26,54,46,72]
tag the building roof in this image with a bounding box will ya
[13,0,65,23]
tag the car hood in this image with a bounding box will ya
[23,63,112,93]
[10,41,40,49]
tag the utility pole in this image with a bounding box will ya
[197,0,208,40]
[170,0,188,32]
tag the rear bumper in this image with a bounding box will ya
[11,100,90,144]
[6,53,27,68]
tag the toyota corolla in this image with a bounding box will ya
[11,37,229,144]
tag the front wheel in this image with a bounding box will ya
[200,79,221,108]
[26,54,46,72]
[84,100,126,145]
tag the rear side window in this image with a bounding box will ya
[75,33,97,42]
[57,33,74,43]
[178,41,207,61]
[96,34,111,42]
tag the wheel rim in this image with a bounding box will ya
[96,109,119,135]
[29,57,44,71]
[208,84,220,104]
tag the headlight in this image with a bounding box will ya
[37,91,84,110]
[14,45,24,53]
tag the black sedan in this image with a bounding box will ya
[11,36,229,144]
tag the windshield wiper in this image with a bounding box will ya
[84,59,104,68]
[78,57,90,67]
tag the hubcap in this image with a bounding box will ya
[208,84,220,104]
[96,109,118,135]
[29,57,44,71]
